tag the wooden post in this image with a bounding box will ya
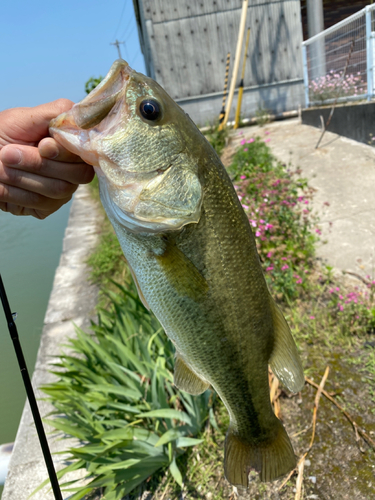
[220,0,249,130]
[234,28,251,129]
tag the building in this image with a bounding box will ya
[133,0,305,125]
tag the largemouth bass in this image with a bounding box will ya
[50,60,304,487]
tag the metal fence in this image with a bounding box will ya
[302,4,375,107]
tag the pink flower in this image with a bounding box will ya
[281,264,289,271]
[267,252,273,258]
[265,130,270,135]
[240,139,246,145]
[296,279,303,284]
[242,204,249,210]
[264,138,271,143]
[240,175,246,180]
[247,138,255,143]
[309,315,315,320]
[255,230,261,237]
[266,266,274,271]
[244,148,248,152]
[304,200,309,205]
[315,228,322,235]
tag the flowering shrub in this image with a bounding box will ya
[326,281,375,335]
[229,136,319,300]
[309,70,365,104]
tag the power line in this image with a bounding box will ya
[112,0,129,40]
[119,16,134,41]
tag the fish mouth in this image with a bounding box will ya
[49,59,133,166]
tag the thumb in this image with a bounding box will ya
[1,99,75,146]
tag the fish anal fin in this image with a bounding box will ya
[155,243,208,302]
[269,300,304,393]
[127,262,150,311]
[224,418,296,486]
[174,354,210,395]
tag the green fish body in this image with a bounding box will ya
[50,60,304,487]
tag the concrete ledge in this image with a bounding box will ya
[302,101,375,145]
[2,185,103,500]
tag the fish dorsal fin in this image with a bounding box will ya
[174,353,210,395]
[269,300,304,393]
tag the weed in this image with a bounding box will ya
[203,122,229,156]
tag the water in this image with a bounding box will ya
[0,201,71,496]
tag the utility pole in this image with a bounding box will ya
[110,39,125,59]
[306,0,326,79]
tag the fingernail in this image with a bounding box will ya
[2,147,22,165]
[39,140,59,159]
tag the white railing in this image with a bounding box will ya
[302,5,375,107]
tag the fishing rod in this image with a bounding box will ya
[234,27,251,129]
[0,274,63,500]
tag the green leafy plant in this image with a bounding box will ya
[38,284,215,499]
[203,121,229,156]
[85,76,104,95]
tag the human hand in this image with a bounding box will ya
[0,99,94,219]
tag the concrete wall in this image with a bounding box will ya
[177,79,304,126]
[2,185,101,500]
[301,101,375,145]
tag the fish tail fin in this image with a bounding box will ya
[224,418,296,486]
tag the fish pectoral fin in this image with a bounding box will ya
[155,243,209,301]
[174,353,210,395]
[269,300,305,393]
[224,418,296,485]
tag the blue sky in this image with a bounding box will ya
[0,0,146,111]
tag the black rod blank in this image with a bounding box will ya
[0,273,63,500]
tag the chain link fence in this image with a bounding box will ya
[302,4,375,107]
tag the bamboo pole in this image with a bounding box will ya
[234,27,251,129]
[219,53,231,123]
[219,0,249,130]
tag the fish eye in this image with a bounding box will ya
[139,99,161,121]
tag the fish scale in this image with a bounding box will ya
[49,59,304,487]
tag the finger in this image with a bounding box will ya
[0,144,95,185]
[0,99,75,145]
[38,137,84,163]
[0,161,78,200]
[0,182,73,218]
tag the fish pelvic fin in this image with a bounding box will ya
[174,353,210,395]
[269,300,305,393]
[224,419,296,486]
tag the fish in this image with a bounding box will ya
[49,59,304,487]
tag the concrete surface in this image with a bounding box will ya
[230,118,375,278]
[1,185,102,500]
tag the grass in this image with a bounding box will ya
[40,125,375,499]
